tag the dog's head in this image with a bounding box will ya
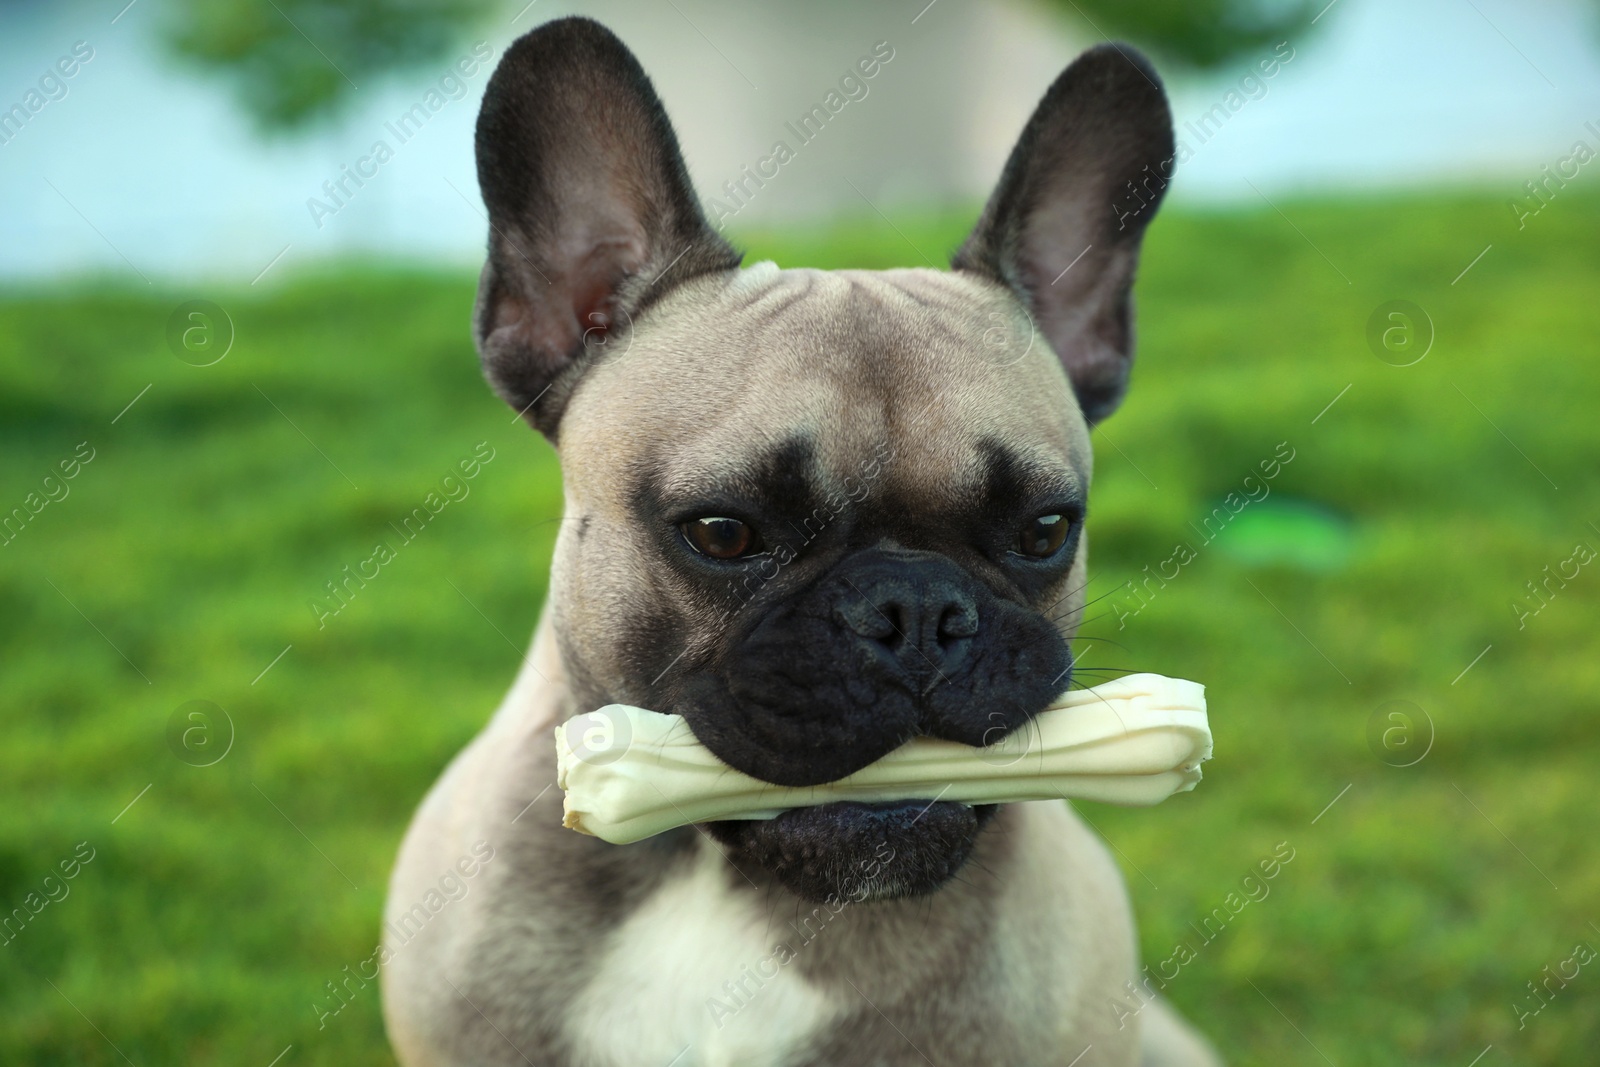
[473,18,1172,903]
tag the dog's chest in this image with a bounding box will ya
[564,847,842,1067]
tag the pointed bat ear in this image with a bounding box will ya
[471,17,740,440]
[954,43,1175,425]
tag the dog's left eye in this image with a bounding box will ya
[1015,514,1069,558]
[681,516,762,560]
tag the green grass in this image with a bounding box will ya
[3,187,1598,1065]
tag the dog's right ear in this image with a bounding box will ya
[472,17,740,439]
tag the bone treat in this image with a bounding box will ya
[554,672,1211,844]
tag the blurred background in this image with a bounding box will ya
[2,0,1597,1063]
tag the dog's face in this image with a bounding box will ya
[471,19,1173,903]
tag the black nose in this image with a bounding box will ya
[836,565,979,685]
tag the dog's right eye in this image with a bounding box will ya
[680,517,761,560]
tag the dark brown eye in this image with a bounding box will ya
[681,517,760,560]
[1016,514,1069,558]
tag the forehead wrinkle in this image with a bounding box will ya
[748,269,1086,505]
[563,262,1090,515]
[724,261,816,320]
[874,365,1085,506]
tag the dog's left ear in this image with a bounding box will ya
[472,17,741,438]
[954,43,1174,424]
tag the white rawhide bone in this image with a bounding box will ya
[555,673,1211,845]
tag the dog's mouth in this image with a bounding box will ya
[706,799,997,903]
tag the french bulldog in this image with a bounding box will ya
[383,16,1220,1067]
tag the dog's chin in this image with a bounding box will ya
[707,800,997,904]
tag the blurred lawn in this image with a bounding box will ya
[2,188,1598,1066]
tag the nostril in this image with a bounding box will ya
[856,602,907,653]
[937,602,978,643]
[883,604,908,645]
[836,576,977,670]
[838,598,900,647]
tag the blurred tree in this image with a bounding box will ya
[162,0,499,131]
[1049,0,1323,69]
[145,0,1330,132]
